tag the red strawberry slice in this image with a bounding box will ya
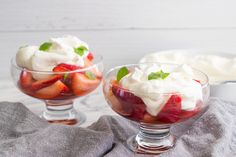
[83,57,103,78]
[53,63,81,72]
[34,80,68,99]
[31,75,62,90]
[143,113,157,123]
[19,70,34,88]
[87,52,94,61]
[111,82,146,121]
[180,100,202,119]
[72,73,101,96]
[131,104,146,121]
[107,91,132,116]
[112,83,144,104]
[84,58,93,67]
[194,79,201,84]
[157,95,182,123]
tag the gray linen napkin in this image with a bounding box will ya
[0,98,235,157]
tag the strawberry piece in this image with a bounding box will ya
[194,79,201,84]
[107,91,132,116]
[72,73,101,96]
[111,82,146,121]
[53,63,80,72]
[157,95,182,123]
[131,104,146,121]
[53,66,68,72]
[143,113,157,123]
[87,52,94,61]
[31,75,62,90]
[83,57,103,79]
[34,80,68,99]
[19,70,34,88]
[112,83,144,104]
[84,58,93,67]
[180,100,202,119]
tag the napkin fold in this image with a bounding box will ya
[0,98,235,157]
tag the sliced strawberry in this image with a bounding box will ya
[180,100,202,119]
[107,91,132,116]
[111,82,146,121]
[84,58,93,67]
[131,104,146,121]
[143,113,157,123]
[87,52,94,61]
[53,63,81,72]
[53,66,68,72]
[31,75,62,90]
[34,80,68,99]
[19,70,34,88]
[72,73,101,96]
[194,79,201,84]
[156,95,182,123]
[112,83,144,104]
[83,57,103,79]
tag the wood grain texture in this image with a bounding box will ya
[1,0,236,31]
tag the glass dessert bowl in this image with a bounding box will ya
[103,63,210,155]
[10,35,103,125]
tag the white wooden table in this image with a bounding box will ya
[1,0,236,125]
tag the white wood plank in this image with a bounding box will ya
[1,29,236,79]
[1,0,236,31]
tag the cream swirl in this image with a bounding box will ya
[140,51,236,84]
[120,64,202,116]
[16,35,90,80]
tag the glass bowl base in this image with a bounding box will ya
[127,132,175,155]
[41,105,86,126]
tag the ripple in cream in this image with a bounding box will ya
[16,35,90,80]
[120,64,203,116]
[140,50,236,84]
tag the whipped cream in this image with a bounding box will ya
[140,51,236,85]
[120,64,203,116]
[16,35,90,80]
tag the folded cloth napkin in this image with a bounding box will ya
[0,98,235,157]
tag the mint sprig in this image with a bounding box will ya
[85,71,96,80]
[39,42,52,51]
[117,67,129,82]
[74,46,88,56]
[148,70,169,80]
[63,73,69,81]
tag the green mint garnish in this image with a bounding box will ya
[74,46,88,56]
[63,73,69,81]
[85,71,96,80]
[117,66,129,82]
[39,42,52,51]
[148,70,169,80]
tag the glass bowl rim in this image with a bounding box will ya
[11,54,103,74]
[104,62,209,95]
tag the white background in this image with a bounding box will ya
[1,0,236,79]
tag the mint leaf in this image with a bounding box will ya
[74,46,88,56]
[117,67,129,82]
[39,42,52,51]
[85,71,96,80]
[63,73,69,81]
[148,70,169,80]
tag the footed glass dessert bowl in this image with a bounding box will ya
[10,35,103,125]
[103,63,210,155]
[11,55,103,125]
